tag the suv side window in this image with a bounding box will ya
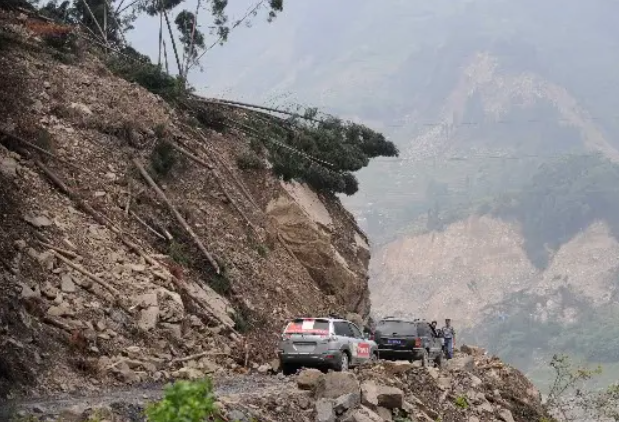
[349,323,363,338]
[334,321,353,337]
[417,323,432,337]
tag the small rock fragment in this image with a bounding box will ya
[315,398,335,422]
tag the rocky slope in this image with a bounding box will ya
[6,346,551,422]
[372,216,619,325]
[0,13,370,398]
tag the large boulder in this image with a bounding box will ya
[298,368,324,390]
[314,372,360,400]
[376,386,404,410]
[361,381,379,408]
[333,392,361,415]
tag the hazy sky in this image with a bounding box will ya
[126,0,311,98]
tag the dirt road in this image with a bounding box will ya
[0,373,293,420]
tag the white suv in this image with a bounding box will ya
[278,316,378,375]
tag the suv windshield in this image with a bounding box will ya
[376,320,418,336]
[284,319,329,335]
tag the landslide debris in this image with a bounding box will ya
[0,10,371,398]
[7,346,551,422]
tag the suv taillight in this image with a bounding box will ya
[414,337,422,348]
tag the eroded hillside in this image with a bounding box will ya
[371,215,619,377]
[0,14,372,397]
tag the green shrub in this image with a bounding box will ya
[236,151,265,170]
[454,395,469,409]
[168,240,190,266]
[106,48,189,104]
[150,140,178,178]
[145,379,220,422]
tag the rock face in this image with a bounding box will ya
[267,180,371,317]
[0,17,372,397]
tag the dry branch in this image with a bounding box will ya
[52,251,119,297]
[183,124,261,211]
[129,210,167,241]
[165,139,262,239]
[36,240,79,259]
[0,128,87,173]
[132,158,220,274]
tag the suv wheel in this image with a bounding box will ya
[282,363,297,376]
[335,351,350,372]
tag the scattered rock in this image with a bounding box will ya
[447,355,474,371]
[60,274,77,293]
[0,157,18,178]
[69,102,93,115]
[57,404,87,422]
[461,344,486,356]
[47,302,73,317]
[20,283,40,299]
[333,392,360,415]
[172,367,205,380]
[257,364,270,374]
[315,398,336,422]
[138,306,159,331]
[383,360,415,376]
[341,406,384,422]
[269,359,281,373]
[314,372,360,400]
[376,385,403,409]
[498,408,515,422]
[23,214,53,228]
[297,368,323,390]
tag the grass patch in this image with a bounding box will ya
[168,240,191,266]
[454,395,469,409]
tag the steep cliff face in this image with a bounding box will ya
[0,16,370,397]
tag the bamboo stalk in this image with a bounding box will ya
[132,158,220,274]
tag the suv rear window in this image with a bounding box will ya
[284,319,329,335]
[376,320,418,336]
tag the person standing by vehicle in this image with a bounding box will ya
[441,319,456,359]
[429,320,439,337]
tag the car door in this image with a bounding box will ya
[333,321,353,357]
[348,322,372,364]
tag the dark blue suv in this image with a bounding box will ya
[374,318,444,368]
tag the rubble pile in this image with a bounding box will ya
[226,346,549,422]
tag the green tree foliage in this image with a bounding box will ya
[174,9,205,68]
[35,0,284,68]
[491,153,619,268]
[247,108,398,195]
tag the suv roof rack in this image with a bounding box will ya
[327,312,344,320]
